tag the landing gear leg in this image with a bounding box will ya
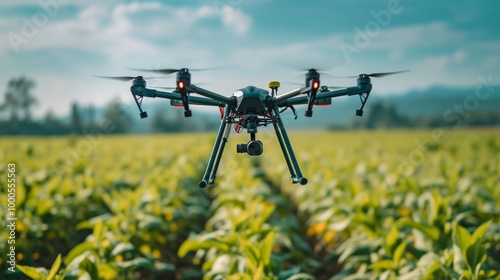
[199,106,230,188]
[272,106,307,185]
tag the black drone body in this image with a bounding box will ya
[98,68,407,187]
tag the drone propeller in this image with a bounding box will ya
[285,81,307,86]
[291,68,336,80]
[94,75,164,82]
[300,67,331,72]
[152,82,210,91]
[280,59,337,73]
[286,81,347,90]
[340,70,410,78]
[129,65,233,75]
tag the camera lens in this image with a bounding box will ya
[247,140,263,156]
[236,144,247,153]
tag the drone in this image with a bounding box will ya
[97,68,407,188]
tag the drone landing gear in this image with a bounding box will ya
[356,93,370,116]
[132,94,148,119]
[199,107,231,188]
[272,106,307,185]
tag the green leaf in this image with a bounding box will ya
[115,257,153,270]
[16,265,47,280]
[251,201,275,232]
[286,273,315,280]
[328,217,352,231]
[102,192,118,214]
[466,238,486,277]
[46,254,61,280]
[289,233,312,255]
[253,263,264,280]
[110,242,134,257]
[64,242,96,265]
[98,263,118,280]
[472,220,491,240]
[393,241,406,265]
[225,207,240,230]
[79,257,98,279]
[399,218,440,241]
[76,214,113,230]
[370,259,397,271]
[228,273,251,280]
[93,221,104,245]
[260,231,275,267]
[454,224,473,270]
[138,215,164,230]
[242,240,260,267]
[235,211,250,228]
[385,225,399,255]
[421,261,442,280]
[439,262,461,279]
[178,239,230,258]
[154,261,176,273]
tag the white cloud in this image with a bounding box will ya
[368,22,466,50]
[0,2,225,59]
[453,49,466,63]
[370,52,482,95]
[218,6,252,35]
[229,22,467,72]
[195,5,217,18]
[114,2,163,14]
[232,34,345,67]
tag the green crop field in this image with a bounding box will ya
[1,129,499,279]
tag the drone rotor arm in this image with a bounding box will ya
[275,84,372,107]
[185,96,226,107]
[154,90,225,107]
[272,87,304,104]
[315,85,371,99]
[276,95,308,106]
[273,81,322,106]
[187,84,233,106]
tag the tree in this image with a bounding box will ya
[42,110,69,135]
[0,77,37,121]
[151,110,181,133]
[85,105,96,129]
[351,102,413,129]
[101,99,132,134]
[70,102,82,133]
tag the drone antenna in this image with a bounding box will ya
[268,81,280,97]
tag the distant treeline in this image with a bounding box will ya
[343,102,500,130]
[0,77,208,136]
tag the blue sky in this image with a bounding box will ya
[1,0,499,117]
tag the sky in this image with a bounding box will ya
[0,0,499,117]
